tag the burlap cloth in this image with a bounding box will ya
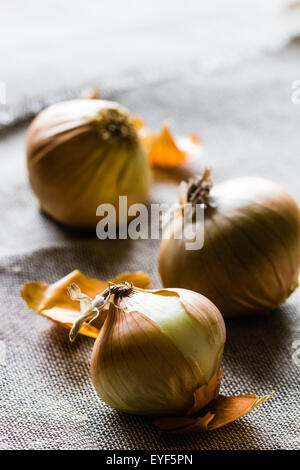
[0,46,300,450]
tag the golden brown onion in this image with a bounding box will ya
[158,170,300,318]
[89,285,225,416]
[26,99,151,228]
[21,272,273,433]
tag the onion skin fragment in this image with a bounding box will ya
[159,175,300,318]
[21,270,151,338]
[140,125,202,167]
[153,391,274,434]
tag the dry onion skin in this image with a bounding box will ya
[21,269,151,338]
[140,125,203,168]
[26,99,152,229]
[22,272,272,433]
[158,169,300,318]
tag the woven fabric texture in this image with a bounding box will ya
[0,46,300,450]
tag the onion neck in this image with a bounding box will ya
[111,283,134,302]
[186,168,213,208]
[93,107,138,145]
[68,282,133,342]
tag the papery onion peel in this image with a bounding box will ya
[139,125,202,168]
[21,270,151,338]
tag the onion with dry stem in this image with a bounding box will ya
[26,99,151,229]
[22,271,273,433]
[84,285,225,417]
[66,279,271,432]
[159,169,300,318]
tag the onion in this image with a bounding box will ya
[26,99,151,228]
[158,170,300,318]
[22,272,274,433]
[67,282,225,417]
